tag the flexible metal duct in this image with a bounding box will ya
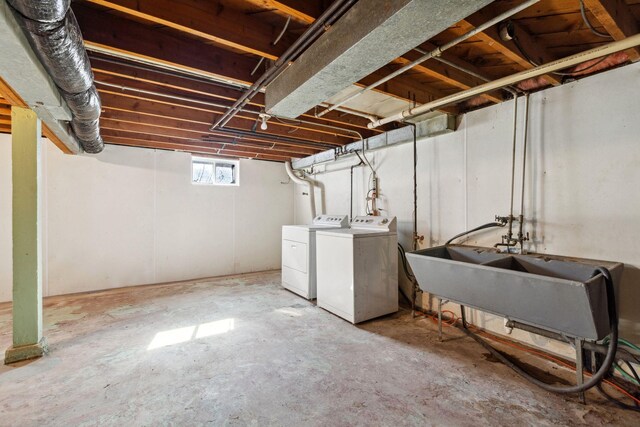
[8,0,69,22]
[8,0,104,153]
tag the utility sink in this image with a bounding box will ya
[406,245,624,340]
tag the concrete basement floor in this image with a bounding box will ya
[0,271,638,426]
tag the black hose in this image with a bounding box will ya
[462,267,618,394]
[398,284,412,305]
[594,346,640,410]
[621,360,640,388]
[619,347,640,365]
[397,244,421,312]
[445,221,506,246]
[597,383,640,412]
[397,244,415,281]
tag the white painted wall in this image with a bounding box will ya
[294,62,640,350]
[0,141,293,301]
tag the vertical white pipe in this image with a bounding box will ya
[285,161,317,220]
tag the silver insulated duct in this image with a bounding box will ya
[7,0,104,153]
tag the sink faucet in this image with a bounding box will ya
[494,214,528,253]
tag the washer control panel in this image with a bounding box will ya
[312,215,349,227]
[350,216,397,231]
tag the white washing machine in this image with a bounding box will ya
[316,216,398,324]
[281,214,349,299]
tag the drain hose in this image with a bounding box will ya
[445,221,506,246]
[463,267,618,394]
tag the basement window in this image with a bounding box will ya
[192,157,239,186]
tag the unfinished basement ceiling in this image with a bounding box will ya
[1,0,638,161]
[264,0,494,118]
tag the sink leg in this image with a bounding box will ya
[438,298,443,341]
[460,304,467,329]
[576,337,586,404]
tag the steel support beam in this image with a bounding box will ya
[5,107,48,365]
[265,0,492,118]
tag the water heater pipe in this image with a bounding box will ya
[285,161,317,219]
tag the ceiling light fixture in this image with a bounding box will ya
[259,113,271,130]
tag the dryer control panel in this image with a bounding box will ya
[312,215,349,227]
[350,216,397,231]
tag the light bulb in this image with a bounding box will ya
[260,120,268,130]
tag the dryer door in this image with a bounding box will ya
[282,239,308,273]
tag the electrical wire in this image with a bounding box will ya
[272,15,291,46]
[359,152,376,215]
[620,361,640,396]
[620,338,640,351]
[411,305,459,327]
[618,347,640,365]
[250,57,266,76]
[512,35,610,76]
[579,0,613,39]
[601,336,640,385]
[597,361,640,411]
[616,350,640,385]
[434,310,458,326]
[358,150,374,176]
[351,150,376,215]
[613,362,638,386]
[616,360,640,386]
[597,383,640,411]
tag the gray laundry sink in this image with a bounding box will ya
[406,245,624,340]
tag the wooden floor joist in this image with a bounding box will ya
[0,77,72,153]
[582,0,640,61]
[60,0,640,160]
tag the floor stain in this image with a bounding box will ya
[0,270,636,426]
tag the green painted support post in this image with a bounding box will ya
[4,106,48,364]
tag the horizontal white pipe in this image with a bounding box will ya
[315,0,540,118]
[285,161,317,219]
[369,32,640,128]
[318,103,377,123]
[95,80,363,141]
[85,43,249,90]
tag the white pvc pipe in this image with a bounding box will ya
[318,102,378,123]
[369,32,640,128]
[285,161,317,219]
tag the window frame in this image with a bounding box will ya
[191,156,240,187]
